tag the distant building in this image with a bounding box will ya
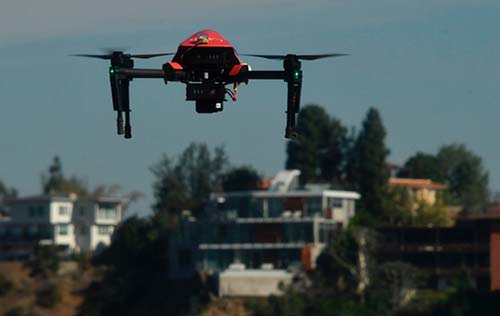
[0,194,126,257]
[378,210,500,291]
[389,177,446,208]
[184,170,360,273]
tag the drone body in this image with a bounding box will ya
[74,30,346,139]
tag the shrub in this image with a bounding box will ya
[0,272,13,296]
[28,245,60,278]
[4,306,25,316]
[36,283,62,308]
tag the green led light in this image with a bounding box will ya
[293,70,300,79]
[110,68,115,75]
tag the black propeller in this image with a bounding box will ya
[71,52,175,60]
[240,53,349,61]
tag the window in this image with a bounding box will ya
[331,198,343,208]
[98,225,112,235]
[29,206,45,217]
[58,206,70,216]
[79,207,85,216]
[98,203,118,220]
[58,224,68,236]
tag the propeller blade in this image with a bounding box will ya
[70,53,113,60]
[130,53,175,59]
[70,52,175,60]
[241,53,349,61]
[240,54,286,60]
[296,53,349,60]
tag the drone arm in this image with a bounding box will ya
[237,68,301,139]
[243,70,285,80]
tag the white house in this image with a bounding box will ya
[0,194,126,252]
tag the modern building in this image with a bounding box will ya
[378,211,500,291]
[0,194,126,256]
[189,170,360,273]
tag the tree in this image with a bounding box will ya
[79,216,208,316]
[151,143,228,219]
[399,152,443,182]
[27,245,60,278]
[286,104,348,185]
[0,180,17,216]
[41,156,88,196]
[347,107,390,219]
[222,166,262,192]
[437,144,489,213]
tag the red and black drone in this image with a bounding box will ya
[74,30,347,139]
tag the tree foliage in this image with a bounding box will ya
[36,282,62,308]
[151,143,228,219]
[401,144,489,214]
[41,156,88,196]
[27,245,60,278]
[399,152,443,182]
[79,216,207,316]
[222,166,262,192]
[347,108,390,218]
[0,180,17,215]
[0,272,14,296]
[437,144,489,213]
[286,104,349,185]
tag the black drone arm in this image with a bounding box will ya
[238,55,303,139]
[110,66,188,138]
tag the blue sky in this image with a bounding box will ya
[0,1,499,216]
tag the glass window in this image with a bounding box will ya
[58,224,68,236]
[98,225,112,235]
[332,198,343,208]
[29,206,45,217]
[59,206,70,216]
[98,203,118,220]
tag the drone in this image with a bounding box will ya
[73,30,347,139]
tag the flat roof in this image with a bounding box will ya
[211,190,360,200]
[8,194,76,205]
[9,195,126,205]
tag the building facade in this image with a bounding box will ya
[0,194,125,256]
[188,170,360,272]
[378,212,500,291]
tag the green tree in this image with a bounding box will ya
[27,245,60,278]
[0,180,17,216]
[347,107,390,219]
[399,152,444,182]
[222,166,262,192]
[36,283,62,308]
[79,216,207,316]
[0,272,13,296]
[437,144,489,213]
[41,156,88,196]
[151,143,228,219]
[286,104,348,185]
